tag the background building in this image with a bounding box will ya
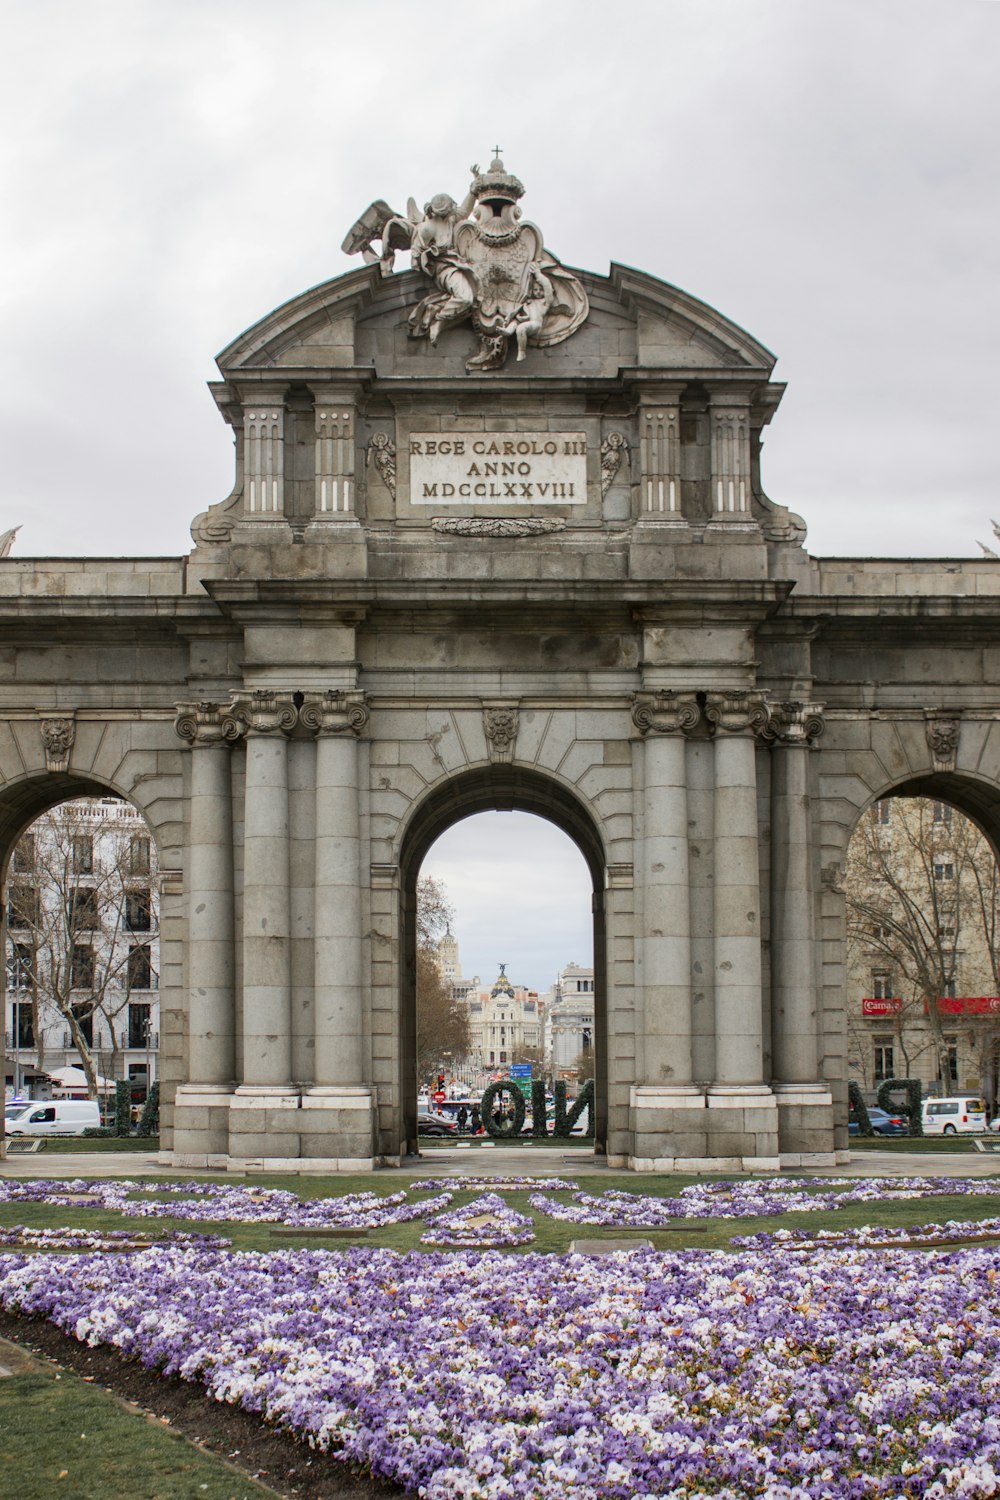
[846,797,1000,1106]
[4,797,160,1100]
[543,962,595,1078]
[465,965,543,1073]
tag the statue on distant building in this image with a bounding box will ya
[342,154,589,371]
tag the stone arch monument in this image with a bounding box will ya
[3,156,1000,1171]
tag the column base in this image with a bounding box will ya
[169,1086,377,1168]
[172,1082,236,1158]
[773,1083,835,1160]
[629,1084,780,1164]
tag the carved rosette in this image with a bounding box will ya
[767,700,825,746]
[230,691,298,737]
[174,700,242,748]
[38,714,75,773]
[299,690,369,737]
[630,691,701,737]
[704,690,770,738]
[483,704,519,764]
[925,711,960,773]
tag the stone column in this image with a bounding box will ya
[770,702,824,1085]
[174,703,238,1085]
[630,691,701,1092]
[233,690,297,1090]
[300,691,369,1085]
[705,690,770,1091]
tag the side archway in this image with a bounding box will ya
[396,766,609,1155]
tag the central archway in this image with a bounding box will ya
[398,766,608,1155]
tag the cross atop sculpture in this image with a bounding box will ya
[341,156,589,371]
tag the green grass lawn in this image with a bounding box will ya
[851,1134,991,1152]
[0,1357,279,1500]
[3,1169,1000,1255]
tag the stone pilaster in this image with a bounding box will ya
[637,387,685,523]
[310,387,359,526]
[630,691,702,1100]
[704,690,771,1094]
[232,690,297,1091]
[768,701,835,1164]
[172,701,241,1162]
[299,691,369,1088]
[708,393,754,523]
[242,390,287,521]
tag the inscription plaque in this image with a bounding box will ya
[409,431,587,505]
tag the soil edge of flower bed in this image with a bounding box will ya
[0,1308,411,1500]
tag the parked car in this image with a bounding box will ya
[5,1099,101,1136]
[417,1112,457,1137]
[922,1097,987,1135]
[848,1106,908,1136]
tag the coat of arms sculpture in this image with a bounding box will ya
[342,154,589,372]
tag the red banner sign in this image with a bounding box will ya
[935,996,1000,1016]
[862,998,902,1016]
[862,996,1000,1017]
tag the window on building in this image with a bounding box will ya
[69,887,99,931]
[9,941,34,990]
[942,977,957,999]
[871,801,891,825]
[71,1003,94,1046]
[12,1000,34,1048]
[582,1027,592,1051]
[127,944,152,991]
[932,801,953,825]
[125,889,151,932]
[6,884,38,928]
[934,861,955,881]
[489,1051,495,1064]
[128,1002,151,1049]
[945,1036,959,1085]
[874,1038,894,1082]
[129,835,151,875]
[870,920,893,943]
[499,1051,507,1064]
[941,925,956,942]
[71,835,94,874]
[11,835,34,873]
[872,971,894,999]
[71,944,94,990]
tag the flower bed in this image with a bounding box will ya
[2,1241,1000,1497]
[420,1192,535,1248]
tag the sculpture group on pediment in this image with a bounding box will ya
[342,155,589,372]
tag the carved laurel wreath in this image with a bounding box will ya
[430,517,566,538]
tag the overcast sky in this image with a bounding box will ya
[3,1,997,986]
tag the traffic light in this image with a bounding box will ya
[437,1073,445,1092]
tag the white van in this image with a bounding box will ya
[5,1099,101,1136]
[922,1097,988,1135]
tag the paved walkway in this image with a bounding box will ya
[3,1145,1000,1181]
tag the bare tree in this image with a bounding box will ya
[416,874,454,948]
[5,802,159,1099]
[846,797,1000,1101]
[415,946,471,1082]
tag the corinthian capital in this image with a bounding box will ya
[704,689,769,737]
[230,691,298,737]
[174,701,242,747]
[631,691,701,737]
[768,700,825,746]
[299,690,369,737]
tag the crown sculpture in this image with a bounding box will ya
[342,155,589,372]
